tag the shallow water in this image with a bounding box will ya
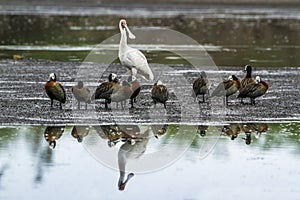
[0,4,300,66]
[0,123,300,200]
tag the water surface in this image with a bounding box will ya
[0,123,300,199]
[0,4,300,66]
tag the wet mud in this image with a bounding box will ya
[0,59,299,125]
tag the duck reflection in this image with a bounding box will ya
[221,124,241,140]
[43,126,65,149]
[253,123,268,138]
[215,123,268,145]
[95,125,142,147]
[241,123,269,145]
[241,124,253,145]
[35,127,58,183]
[71,126,90,143]
[197,125,209,137]
[151,124,168,139]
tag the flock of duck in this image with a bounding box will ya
[44,19,268,110]
[195,64,269,105]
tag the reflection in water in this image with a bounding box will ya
[95,124,155,190]
[43,126,65,149]
[0,121,291,196]
[35,147,54,183]
[95,125,143,147]
[197,125,209,137]
[220,124,241,140]
[252,123,268,138]
[151,124,168,139]
[216,123,268,145]
[71,126,90,143]
[0,164,8,190]
[117,127,152,191]
[93,122,269,191]
[241,123,269,145]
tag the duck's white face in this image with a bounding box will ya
[49,73,56,81]
[255,76,261,83]
[156,80,163,85]
[228,75,233,80]
[111,73,117,81]
[49,141,56,149]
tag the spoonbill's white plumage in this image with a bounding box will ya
[118,19,154,81]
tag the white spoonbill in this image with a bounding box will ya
[118,19,154,81]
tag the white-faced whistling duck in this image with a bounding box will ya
[151,80,169,109]
[71,81,91,110]
[93,73,119,109]
[192,71,211,103]
[238,76,268,105]
[128,75,141,108]
[240,65,255,103]
[211,75,241,105]
[44,73,66,109]
[111,81,132,109]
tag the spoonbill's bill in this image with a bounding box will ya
[118,19,154,81]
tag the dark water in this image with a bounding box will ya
[0,4,300,66]
[0,123,300,199]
